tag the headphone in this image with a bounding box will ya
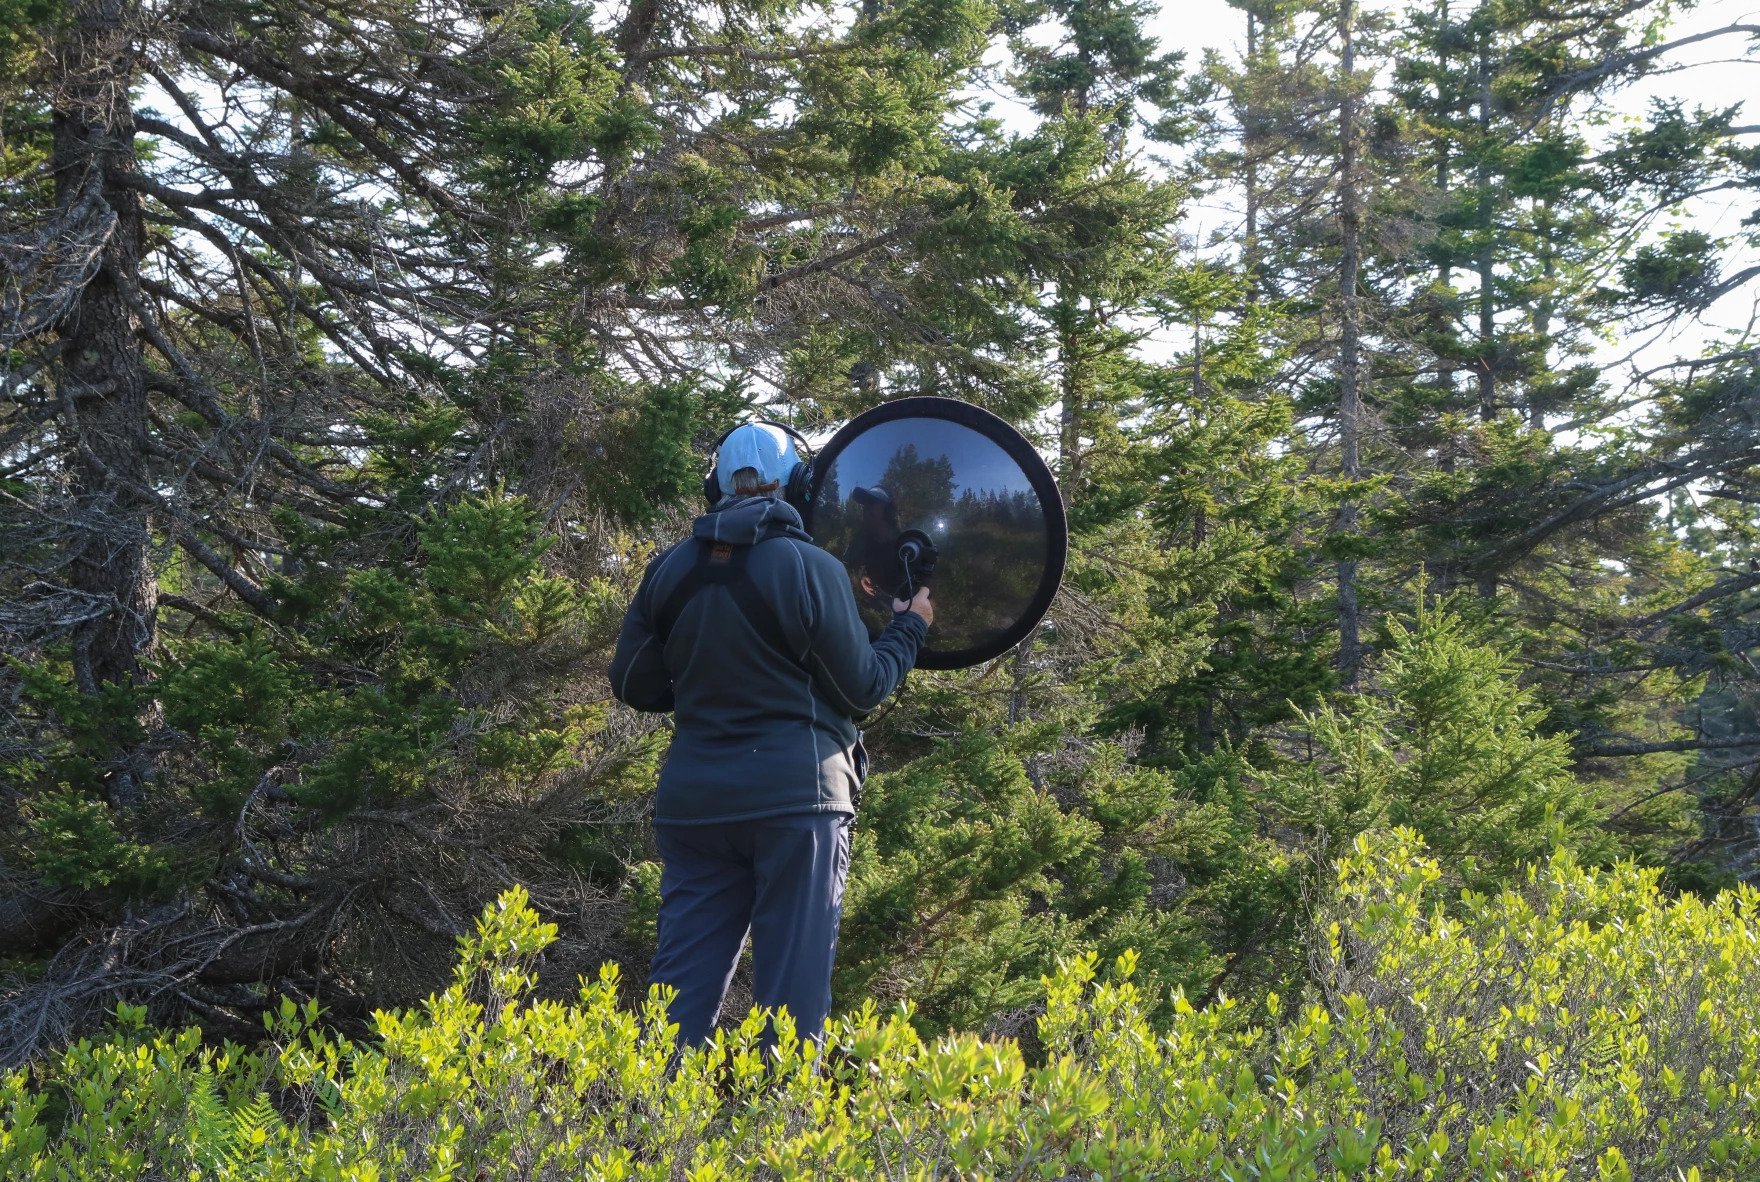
[703,419,816,511]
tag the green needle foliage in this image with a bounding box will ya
[1264,590,1629,900]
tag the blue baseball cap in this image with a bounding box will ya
[716,423,800,497]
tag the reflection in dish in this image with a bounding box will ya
[813,419,1052,657]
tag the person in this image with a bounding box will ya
[847,485,905,612]
[609,422,933,1053]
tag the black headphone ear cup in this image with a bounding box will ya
[786,461,812,508]
[704,467,721,508]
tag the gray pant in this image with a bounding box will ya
[647,812,853,1049]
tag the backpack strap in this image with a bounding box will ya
[651,536,804,666]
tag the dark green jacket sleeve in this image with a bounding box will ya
[799,548,927,718]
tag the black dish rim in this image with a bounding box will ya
[805,396,1068,671]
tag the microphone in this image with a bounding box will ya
[894,529,938,597]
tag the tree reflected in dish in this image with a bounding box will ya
[809,409,1061,669]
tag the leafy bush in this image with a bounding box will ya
[5,831,1757,1180]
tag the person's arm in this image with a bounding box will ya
[801,552,928,717]
[609,554,676,713]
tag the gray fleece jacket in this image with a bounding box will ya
[609,495,926,824]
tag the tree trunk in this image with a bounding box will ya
[1335,0,1363,686]
[1430,0,1462,595]
[1475,26,1495,428]
[1532,199,1556,430]
[52,0,157,735]
[1007,633,1033,727]
[1056,292,1085,499]
[1474,19,1498,598]
[1436,0,1456,475]
[1243,7,1261,303]
[1192,315,1208,546]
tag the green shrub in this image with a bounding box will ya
[4,831,1756,1180]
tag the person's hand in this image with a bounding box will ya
[893,586,933,628]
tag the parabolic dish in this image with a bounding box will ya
[805,397,1067,670]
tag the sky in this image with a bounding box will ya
[1143,0,1760,372]
[1144,0,1757,108]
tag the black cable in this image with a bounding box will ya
[850,672,907,835]
[865,669,909,729]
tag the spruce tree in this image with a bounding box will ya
[0,0,1011,1054]
[1382,0,1760,863]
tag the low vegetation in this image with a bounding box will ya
[6,831,1755,1181]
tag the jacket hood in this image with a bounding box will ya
[691,494,813,546]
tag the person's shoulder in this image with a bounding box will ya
[769,534,842,572]
[751,534,844,589]
[638,537,697,590]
